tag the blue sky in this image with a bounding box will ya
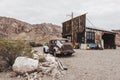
[0,0,120,30]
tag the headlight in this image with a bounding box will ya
[54,47,58,51]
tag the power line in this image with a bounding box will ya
[86,17,96,28]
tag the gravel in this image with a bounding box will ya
[59,47,120,80]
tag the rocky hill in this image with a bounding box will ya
[112,30,120,46]
[0,16,61,41]
[115,31,120,46]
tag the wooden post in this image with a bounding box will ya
[71,12,75,46]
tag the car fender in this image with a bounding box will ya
[53,47,59,52]
[43,46,49,52]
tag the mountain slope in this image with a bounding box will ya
[0,16,61,41]
[116,34,120,46]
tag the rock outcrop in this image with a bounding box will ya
[12,57,39,74]
[12,48,66,80]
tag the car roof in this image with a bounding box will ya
[50,38,68,41]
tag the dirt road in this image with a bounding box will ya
[59,47,120,80]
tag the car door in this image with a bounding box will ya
[49,40,55,53]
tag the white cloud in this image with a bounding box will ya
[0,0,120,30]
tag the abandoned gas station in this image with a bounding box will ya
[62,14,116,49]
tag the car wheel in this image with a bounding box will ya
[53,51,56,57]
[67,53,72,56]
[53,49,57,57]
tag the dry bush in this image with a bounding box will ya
[29,42,43,47]
[0,40,32,66]
[38,55,46,62]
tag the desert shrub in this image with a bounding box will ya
[38,55,46,62]
[29,42,43,47]
[0,40,32,66]
[116,43,120,47]
[117,45,120,47]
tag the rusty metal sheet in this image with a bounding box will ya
[95,31,102,41]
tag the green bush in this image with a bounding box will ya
[0,40,32,66]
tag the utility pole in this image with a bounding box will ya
[67,12,74,44]
[71,12,74,45]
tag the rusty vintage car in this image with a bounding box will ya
[43,38,75,56]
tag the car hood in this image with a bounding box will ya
[61,43,74,50]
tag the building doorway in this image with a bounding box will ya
[102,33,116,49]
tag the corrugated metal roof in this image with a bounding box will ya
[86,26,116,34]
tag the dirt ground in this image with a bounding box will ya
[0,47,120,80]
[59,47,120,80]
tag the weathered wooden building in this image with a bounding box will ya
[62,14,86,44]
[62,14,116,49]
[86,27,116,49]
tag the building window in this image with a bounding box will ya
[86,31,95,43]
